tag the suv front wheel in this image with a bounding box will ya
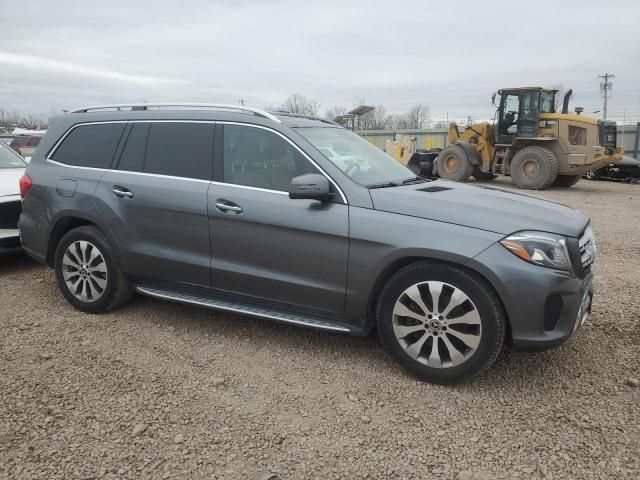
[54,226,133,313]
[376,262,506,384]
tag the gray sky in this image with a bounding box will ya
[2,0,639,122]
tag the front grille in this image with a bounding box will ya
[579,226,596,268]
[544,295,563,331]
[0,200,21,229]
[598,120,617,154]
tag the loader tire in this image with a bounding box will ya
[510,146,559,190]
[436,145,473,182]
[552,174,581,187]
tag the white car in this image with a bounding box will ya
[0,142,26,256]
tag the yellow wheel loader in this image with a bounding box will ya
[436,87,624,189]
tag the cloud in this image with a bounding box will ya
[0,52,187,86]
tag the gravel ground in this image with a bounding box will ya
[1,178,639,480]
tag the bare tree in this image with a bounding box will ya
[404,104,431,129]
[281,94,321,116]
[0,109,47,132]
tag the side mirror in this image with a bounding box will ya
[289,173,334,202]
[491,93,496,106]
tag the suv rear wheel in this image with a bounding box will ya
[54,226,133,313]
[376,262,505,384]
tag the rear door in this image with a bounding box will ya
[95,121,214,287]
[208,123,349,313]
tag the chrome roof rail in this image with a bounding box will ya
[68,103,282,123]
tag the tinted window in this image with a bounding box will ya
[10,137,28,147]
[117,123,148,172]
[223,124,319,191]
[52,123,125,168]
[144,123,212,180]
[28,137,41,147]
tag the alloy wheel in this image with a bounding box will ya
[392,281,482,368]
[62,240,108,302]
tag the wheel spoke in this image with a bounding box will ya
[90,262,107,274]
[427,337,442,368]
[405,332,429,359]
[428,281,444,314]
[441,287,468,317]
[446,328,481,350]
[446,309,481,326]
[393,302,425,321]
[63,268,79,281]
[90,275,107,291]
[405,284,430,316]
[64,251,81,268]
[393,323,425,339]
[78,241,90,264]
[441,334,467,366]
[87,245,101,266]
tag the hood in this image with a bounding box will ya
[0,168,24,197]
[369,180,589,237]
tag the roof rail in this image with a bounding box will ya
[270,110,342,127]
[68,103,282,123]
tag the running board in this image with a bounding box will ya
[136,286,355,334]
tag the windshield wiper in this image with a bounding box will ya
[367,181,400,189]
[401,176,427,185]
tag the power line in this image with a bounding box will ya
[598,73,615,119]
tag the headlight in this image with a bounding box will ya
[500,231,572,270]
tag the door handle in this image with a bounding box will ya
[215,200,243,213]
[113,186,134,199]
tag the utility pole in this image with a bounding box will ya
[598,73,615,119]
[238,98,245,106]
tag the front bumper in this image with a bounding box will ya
[468,242,593,352]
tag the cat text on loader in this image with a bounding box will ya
[436,87,624,189]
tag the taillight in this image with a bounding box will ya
[19,174,32,198]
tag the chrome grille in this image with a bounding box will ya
[579,226,596,268]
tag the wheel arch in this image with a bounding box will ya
[365,255,512,346]
[46,213,116,267]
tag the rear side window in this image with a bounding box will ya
[52,123,125,169]
[143,123,213,180]
[117,123,148,173]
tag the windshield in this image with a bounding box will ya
[0,143,27,168]
[297,127,416,187]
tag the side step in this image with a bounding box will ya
[136,286,357,334]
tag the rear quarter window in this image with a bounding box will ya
[51,123,125,169]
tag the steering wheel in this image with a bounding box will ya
[344,160,361,176]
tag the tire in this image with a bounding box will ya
[436,145,473,182]
[585,168,603,181]
[472,167,497,181]
[510,146,559,189]
[54,226,133,314]
[552,174,581,187]
[376,261,506,384]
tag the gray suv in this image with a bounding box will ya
[18,103,595,384]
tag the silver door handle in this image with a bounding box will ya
[113,187,134,199]
[215,202,242,213]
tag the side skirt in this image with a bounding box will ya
[136,285,366,335]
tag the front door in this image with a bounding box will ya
[208,123,349,313]
[497,93,520,144]
[95,121,214,288]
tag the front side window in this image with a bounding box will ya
[0,143,27,168]
[52,123,125,169]
[296,127,414,187]
[223,124,319,191]
[144,123,213,180]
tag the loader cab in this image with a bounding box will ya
[495,87,557,144]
